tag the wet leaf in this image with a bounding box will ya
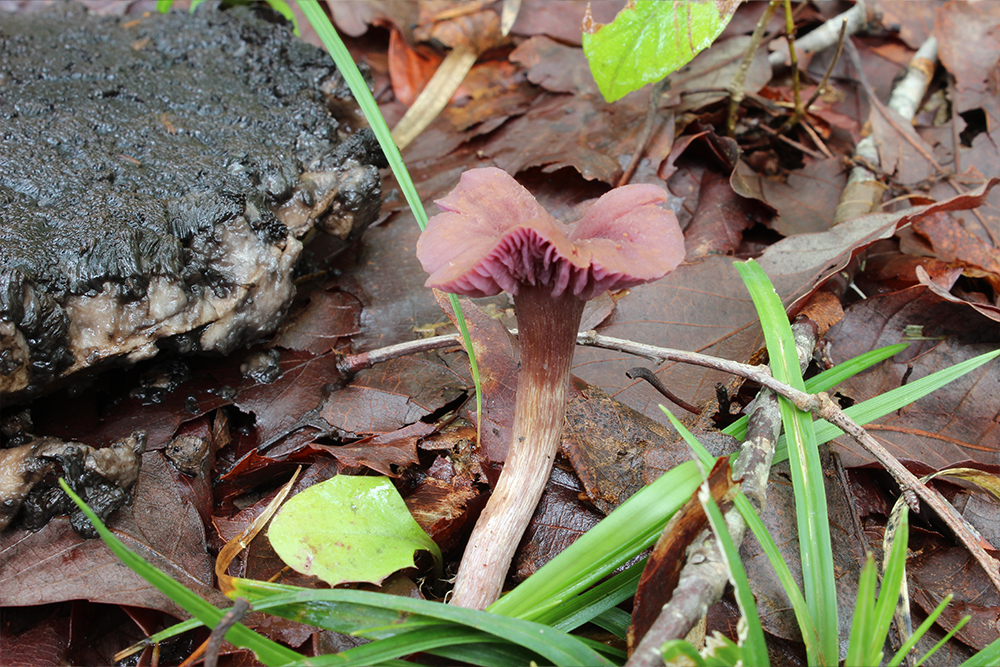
[321,357,467,437]
[213,350,346,449]
[271,290,362,355]
[824,285,1000,469]
[512,466,603,583]
[757,178,1000,311]
[913,213,1000,292]
[0,453,223,617]
[732,157,847,236]
[309,421,430,476]
[405,428,482,550]
[684,168,759,259]
[908,531,1000,650]
[268,475,442,587]
[935,1,1000,120]
[563,377,689,515]
[630,458,739,651]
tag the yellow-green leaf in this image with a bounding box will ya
[268,476,442,586]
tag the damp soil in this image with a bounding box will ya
[0,3,386,401]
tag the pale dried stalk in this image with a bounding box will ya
[835,35,938,223]
[726,0,782,136]
[391,45,478,151]
[768,0,875,67]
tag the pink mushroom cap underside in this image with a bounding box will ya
[416,168,686,300]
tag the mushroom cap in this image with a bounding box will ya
[416,167,685,300]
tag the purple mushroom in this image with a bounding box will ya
[416,167,685,609]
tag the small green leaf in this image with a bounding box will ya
[268,476,442,586]
[582,0,738,102]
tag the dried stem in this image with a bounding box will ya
[337,333,461,376]
[779,18,847,134]
[835,35,939,223]
[619,79,670,187]
[726,0,782,136]
[626,366,701,414]
[783,0,803,126]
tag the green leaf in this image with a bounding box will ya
[268,476,442,586]
[582,0,739,102]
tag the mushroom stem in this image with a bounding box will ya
[450,284,586,610]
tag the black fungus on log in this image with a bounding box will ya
[0,4,387,400]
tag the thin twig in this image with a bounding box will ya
[205,597,251,667]
[768,0,875,67]
[834,34,939,223]
[783,0,803,127]
[800,21,847,120]
[625,366,702,414]
[779,19,847,134]
[577,329,1000,600]
[337,333,462,376]
[759,123,828,160]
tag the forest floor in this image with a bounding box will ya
[2,1,999,665]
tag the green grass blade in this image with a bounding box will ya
[737,259,838,666]
[544,559,644,632]
[245,589,614,666]
[888,593,953,667]
[870,510,910,664]
[774,348,1000,463]
[697,466,769,666]
[297,0,483,451]
[845,554,879,667]
[294,627,519,667]
[959,632,1000,667]
[737,492,821,660]
[916,613,970,667]
[57,480,302,667]
[297,1,423,229]
[423,642,546,667]
[665,404,823,663]
[590,607,634,639]
[489,460,702,620]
